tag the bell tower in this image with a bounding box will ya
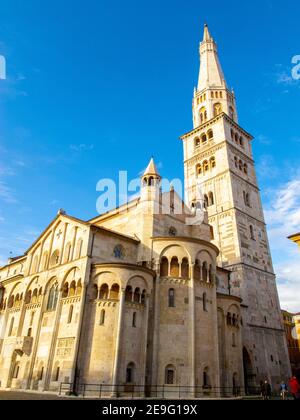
[182,25,291,387]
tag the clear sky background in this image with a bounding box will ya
[0,0,299,311]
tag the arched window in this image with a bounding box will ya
[25,290,32,305]
[235,133,239,144]
[196,164,202,177]
[15,294,20,308]
[165,365,175,385]
[38,288,43,303]
[199,107,207,124]
[207,130,214,140]
[110,284,120,300]
[244,164,248,175]
[141,290,146,305]
[213,103,222,117]
[194,259,201,281]
[239,160,243,171]
[134,288,141,303]
[8,317,14,336]
[148,176,154,186]
[201,134,207,145]
[202,262,208,282]
[68,305,74,324]
[181,258,190,279]
[76,280,82,296]
[32,289,38,304]
[204,194,209,209]
[239,137,244,147]
[160,257,169,277]
[50,250,60,268]
[234,157,238,168]
[208,192,214,206]
[69,281,76,297]
[203,160,209,172]
[227,312,232,325]
[195,137,200,148]
[168,289,175,308]
[203,293,208,312]
[169,227,177,237]
[126,363,135,384]
[125,286,133,302]
[100,309,105,326]
[62,283,69,299]
[48,285,58,312]
[170,257,179,277]
[8,295,14,309]
[231,129,234,140]
[99,284,109,300]
[209,265,214,283]
[203,368,210,388]
[210,157,216,169]
[132,312,137,328]
[27,327,32,337]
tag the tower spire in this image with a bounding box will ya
[203,23,212,42]
[192,24,237,128]
[198,24,227,92]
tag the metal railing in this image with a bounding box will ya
[59,383,262,399]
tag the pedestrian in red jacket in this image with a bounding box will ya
[289,377,300,400]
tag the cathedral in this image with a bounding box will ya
[0,25,291,397]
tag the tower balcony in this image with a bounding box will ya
[15,336,33,356]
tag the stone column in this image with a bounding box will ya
[26,286,50,390]
[111,287,126,395]
[68,261,91,394]
[189,264,196,397]
[43,287,64,391]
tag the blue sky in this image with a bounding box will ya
[0,0,299,311]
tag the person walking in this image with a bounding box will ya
[279,381,288,400]
[262,380,272,400]
[289,376,300,400]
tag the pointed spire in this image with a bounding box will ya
[203,24,212,42]
[143,158,161,178]
[198,24,227,91]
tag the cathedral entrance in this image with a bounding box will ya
[243,348,256,395]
